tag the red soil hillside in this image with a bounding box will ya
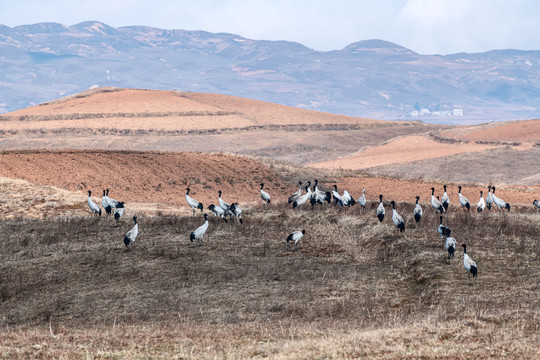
[440,119,540,142]
[1,87,381,131]
[0,150,537,210]
[0,151,293,207]
[310,135,500,170]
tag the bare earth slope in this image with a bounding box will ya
[440,119,540,142]
[310,135,501,170]
[0,150,292,210]
[0,150,537,222]
[0,87,439,166]
[4,87,539,185]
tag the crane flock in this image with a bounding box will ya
[84,181,535,280]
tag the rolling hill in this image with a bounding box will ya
[0,87,435,166]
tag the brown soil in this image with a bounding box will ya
[0,151,536,217]
[440,119,540,142]
[2,87,382,128]
[0,150,293,208]
[310,135,500,170]
[5,88,222,115]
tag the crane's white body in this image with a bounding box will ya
[114,205,124,222]
[260,183,271,205]
[462,244,478,279]
[431,187,444,214]
[87,191,101,216]
[106,189,120,208]
[441,185,449,211]
[311,180,330,206]
[391,201,405,232]
[477,191,485,212]
[458,193,469,208]
[486,187,494,210]
[458,186,470,211]
[445,236,456,258]
[358,188,366,209]
[377,196,385,222]
[218,190,231,215]
[286,230,305,250]
[102,190,110,214]
[230,203,243,223]
[491,187,510,211]
[190,214,209,245]
[332,185,345,207]
[124,216,138,251]
[413,198,423,223]
[293,186,312,208]
[186,188,203,216]
[437,216,448,239]
[208,204,226,218]
[341,190,355,207]
[288,181,303,204]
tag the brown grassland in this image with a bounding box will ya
[1,198,539,359]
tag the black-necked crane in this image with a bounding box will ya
[413,196,422,224]
[534,199,540,211]
[358,188,367,210]
[437,216,448,239]
[286,229,305,250]
[190,213,209,246]
[310,179,331,207]
[260,183,271,206]
[332,185,345,209]
[441,185,449,212]
[390,201,405,232]
[341,188,356,207]
[462,244,478,280]
[218,190,231,215]
[477,191,485,213]
[377,194,385,222]
[102,190,112,216]
[87,190,101,216]
[288,181,303,204]
[114,202,125,222]
[491,186,511,212]
[230,202,243,224]
[123,216,138,251]
[293,184,312,209]
[457,186,470,211]
[106,189,121,209]
[208,204,228,222]
[486,186,494,210]
[443,228,456,259]
[431,187,444,214]
[186,187,204,216]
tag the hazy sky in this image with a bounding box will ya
[2,0,540,54]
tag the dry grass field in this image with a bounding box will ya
[1,200,539,358]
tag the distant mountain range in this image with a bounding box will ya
[1,21,540,124]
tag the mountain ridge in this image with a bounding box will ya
[1,21,540,123]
